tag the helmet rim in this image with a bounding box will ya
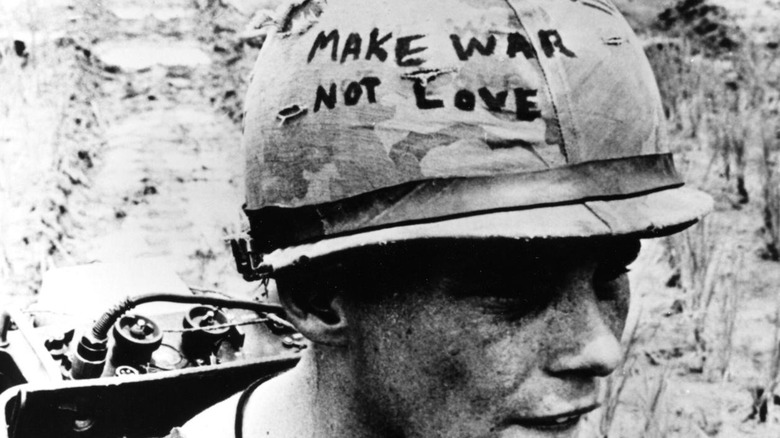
[257,185,712,274]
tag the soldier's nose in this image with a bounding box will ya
[544,301,623,377]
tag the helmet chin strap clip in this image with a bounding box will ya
[230,237,273,281]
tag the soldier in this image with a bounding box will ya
[174,0,713,436]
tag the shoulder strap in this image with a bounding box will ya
[234,373,279,438]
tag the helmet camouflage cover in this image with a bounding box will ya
[239,0,713,273]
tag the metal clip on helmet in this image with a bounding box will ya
[233,0,713,279]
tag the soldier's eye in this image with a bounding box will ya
[593,263,630,287]
[479,293,550,322]
[592,238,639,296]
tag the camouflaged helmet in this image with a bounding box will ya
[236,0,713,275]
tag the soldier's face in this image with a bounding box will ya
[344,239,636,438]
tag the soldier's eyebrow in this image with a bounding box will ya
[599,238,641,267]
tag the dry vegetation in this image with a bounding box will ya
[1,0,110,299]
[2,0,780,437]
[591,0,780,436]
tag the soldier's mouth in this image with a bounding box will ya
[507,404,599,432]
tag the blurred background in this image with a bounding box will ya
[0,0,779,436]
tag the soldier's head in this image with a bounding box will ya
[235,0,712,435]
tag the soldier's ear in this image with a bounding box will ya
[277,286,350,347]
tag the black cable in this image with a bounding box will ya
[90,293,285,340]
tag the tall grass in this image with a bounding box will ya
[644,38,709,140]
[664,219,722,307]
[749,300,780,423]
[645,32,780,211]
[639,369,670,438]
[663,216,746,381]
[707,251,743,381]
[597,307,645,437]
[642,8,779,431]
[709,97,751,203]
[761,118,780,260]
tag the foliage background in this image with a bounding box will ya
[1,0,780,436]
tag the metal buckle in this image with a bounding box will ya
[229,237,272,281]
